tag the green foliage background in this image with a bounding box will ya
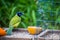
[0,0,60,29]
[0,0,37,28]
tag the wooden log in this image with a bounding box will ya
[0,28,32,40]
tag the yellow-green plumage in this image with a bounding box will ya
[9,15,21,28]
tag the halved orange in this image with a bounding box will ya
[0,28,6,36]
[28,26,42,35]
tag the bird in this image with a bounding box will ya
[6,12,23,35]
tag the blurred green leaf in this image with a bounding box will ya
[21,22,27,28]
[32,10,36,26]
[56,16,60,23]
[9,7,16,19]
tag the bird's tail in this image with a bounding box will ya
[6,26,13,35]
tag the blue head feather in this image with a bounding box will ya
[17,12,23,17]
